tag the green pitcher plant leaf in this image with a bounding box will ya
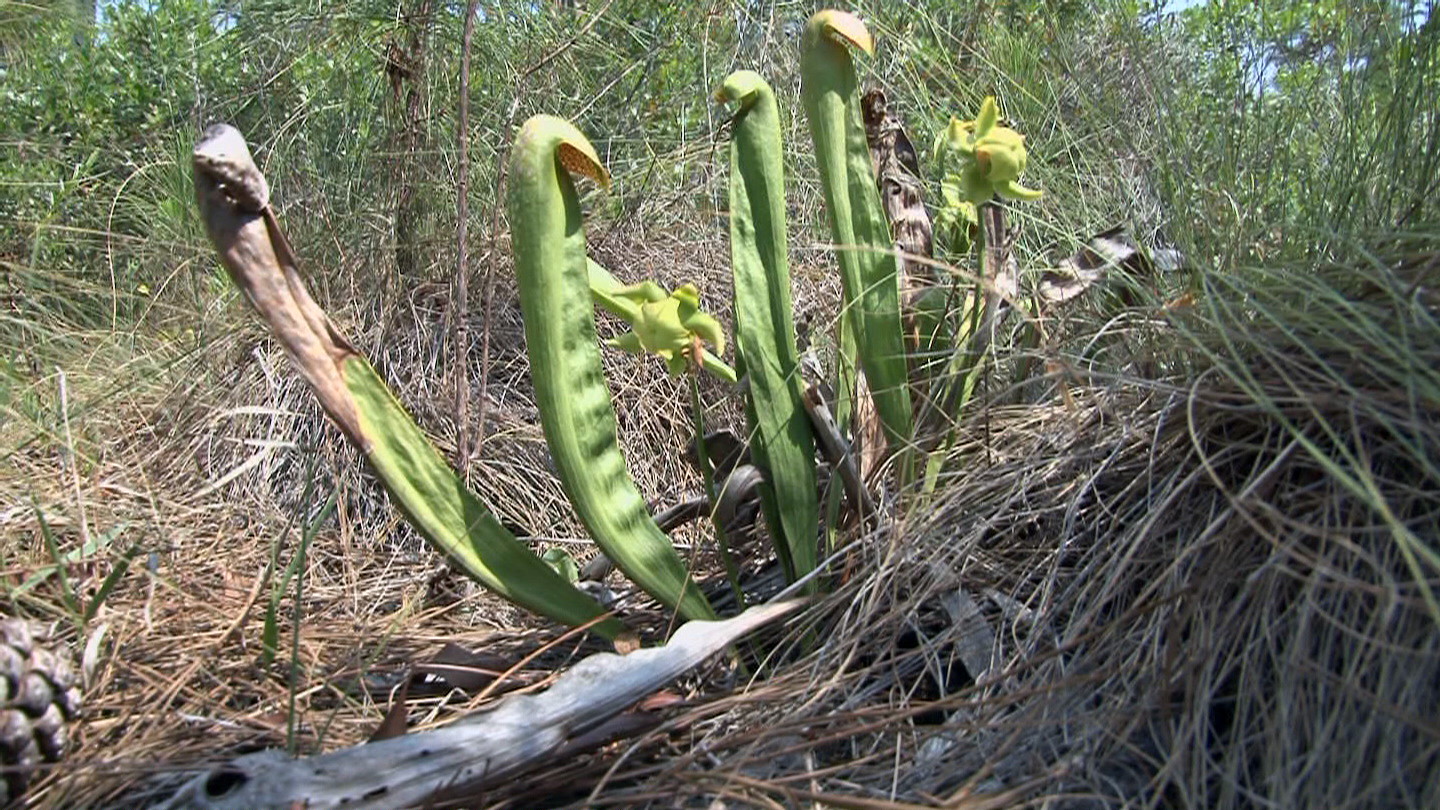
[507,115,716,623]
[715,69,820,588]
[191,124,625,639]
[800,9,914,450]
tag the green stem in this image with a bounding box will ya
[921,202,998,494]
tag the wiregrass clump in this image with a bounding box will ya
[526,233,1439,809]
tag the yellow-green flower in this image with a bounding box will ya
[934,96,1042,204]
[608,282,725,375]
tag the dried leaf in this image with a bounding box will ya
[612,631,642,656]
[1038,225,1155,305]
[864,88,942,356]
[367,677,410,743]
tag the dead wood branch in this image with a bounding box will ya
[154,601,801,810]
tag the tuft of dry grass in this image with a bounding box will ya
[471,234,1438,810]
[8,224,1437,810]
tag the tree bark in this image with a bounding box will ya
[392,0,435,280]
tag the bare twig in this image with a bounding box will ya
[452,0,479,472]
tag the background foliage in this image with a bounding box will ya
[0,0,1436,806]
[4,0,1433,336]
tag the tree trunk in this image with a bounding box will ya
[391,0,435,280]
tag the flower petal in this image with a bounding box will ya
[996,179,1044,201]
[975,96,999,137]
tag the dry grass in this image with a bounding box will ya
[544,236,1438,810]
[624,378,1439,809]
[4,222,1437,810]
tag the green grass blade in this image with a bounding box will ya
[262,459,317,667]
[83,541,140,625]
[33,502,81,620]
[286,489,328,754]
[716,70,819,587]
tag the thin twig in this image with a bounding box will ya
[452,0,478,472]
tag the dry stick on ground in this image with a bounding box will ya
[155,602,803,810]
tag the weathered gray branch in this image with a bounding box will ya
[155,600,800,810]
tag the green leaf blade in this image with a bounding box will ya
[344,358,625,637]
[800,10,914,450]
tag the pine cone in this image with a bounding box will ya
[0,619,82,805]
